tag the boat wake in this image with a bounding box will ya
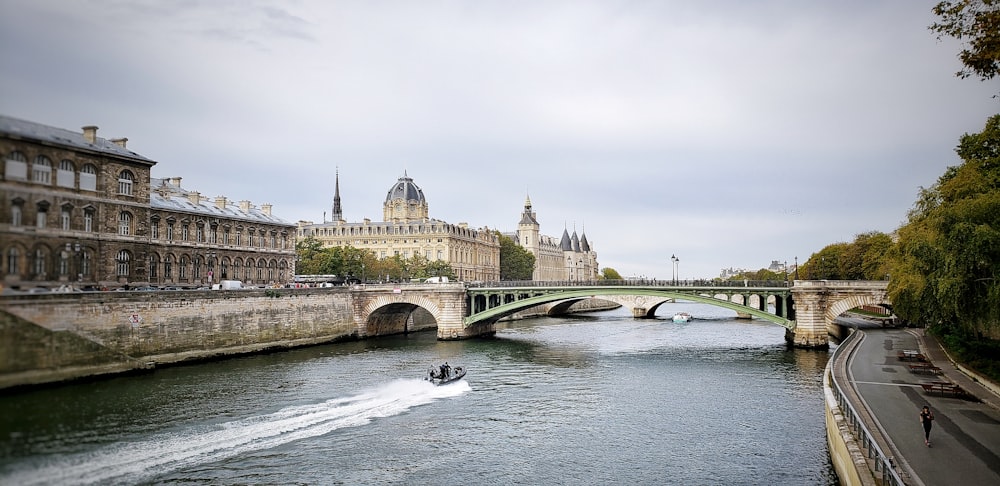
[1,379,469,486]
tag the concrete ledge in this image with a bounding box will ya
[824,369,877,486]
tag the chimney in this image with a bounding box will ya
[110,137,128,148]
[215,196,228,210]
[187,191,201,205]
[239,200,251,212]
[82,125,98,144]
[169,177,182,187]
[261,203,272,216]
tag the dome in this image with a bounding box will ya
[385,172,426,205]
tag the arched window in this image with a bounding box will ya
[179,256,188,280]
[32,156,52,184]
[80,164,97,191]
[163,255,173,280]
[6,247,19,275]
[118,170,135,195]
[57,160,75,188]
[116,250,130,277]
[118,211,132,236]
[149,253,159,279]
[80,250,92,280]
[32,248,46,277]
[5,151,28,180]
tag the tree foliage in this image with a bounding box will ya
[294,239,453,282]
[600,267,623,280]
[887,115,1000,338]
[931,0,1000,84]
[798,232,893,281]
[498,232,536,281]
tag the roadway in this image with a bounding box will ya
[840,321,1000,485]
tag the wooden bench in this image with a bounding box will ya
[898,350,927,362]
[908,363,941,374]
[919,381,966,397]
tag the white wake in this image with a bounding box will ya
[1,379,469,485]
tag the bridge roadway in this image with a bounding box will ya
[832,323,1000,485]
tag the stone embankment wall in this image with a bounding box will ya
[0,289,358,390]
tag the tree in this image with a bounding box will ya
[930,1,1000,85]
[600,267,623,280]
[294,236,326,275]
[887,115,1000,339]
[498,233,535,281]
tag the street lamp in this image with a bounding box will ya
[671,254,680,285]
[206,251,217,283]
[794,256,799,280]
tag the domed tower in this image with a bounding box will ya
[383,172,429,222]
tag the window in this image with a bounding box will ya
[32,156,52,184]
[35,204,47,229]
[59,250,69,276]
[11,205,22,227]
[210,227,218,244]
[6,247,19,275]
[80,164,97,191]
[32,248,46,277]
[80,250,91,278]
[57,160,75,188]
[248,231,254,248]
[118,170,135,195]
[150,220,159,239]
[179,256,188,279]
[182,225,189,241]
[84,210,94,232]
[116,250,130,277]
[149,254,158,279]
[235,230,242,246]
[118,211,132,236]
[223,228,231,245]
[196,225,204,243]
[61,207,71,230]
[5,151,27,180]
[167,223,174,241]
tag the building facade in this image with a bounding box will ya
[297,172,501,282]
[510,195,598,281]
[0,115,296,290]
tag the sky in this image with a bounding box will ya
[1,0,996,280]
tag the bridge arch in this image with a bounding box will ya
[360,294,442,336]
[466,287,795,330]
[825,294,892,323]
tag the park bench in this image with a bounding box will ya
[919,381,966,398]
[898,350,926,362]
[908,363,941,375]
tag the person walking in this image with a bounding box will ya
[920,405,935,446]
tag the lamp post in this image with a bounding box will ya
[206,251,216,284]
[794,256,799,280]
[671,254,680,285]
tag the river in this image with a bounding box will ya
[0,302,838,485]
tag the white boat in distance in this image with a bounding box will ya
[672,312,692,323]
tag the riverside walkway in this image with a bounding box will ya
[838,324,1000,485]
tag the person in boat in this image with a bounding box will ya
[439,363,448,378]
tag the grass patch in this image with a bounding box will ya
[934,328,1000,384]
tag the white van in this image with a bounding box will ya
[215,280,243,290]
[424,276,449,283]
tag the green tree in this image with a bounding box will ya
[498,232,535,281]
[294,236,325,275]
[600,267,623,280]
[887,115,1000,340]
[930,1,1000,84]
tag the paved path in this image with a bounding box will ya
[845,327,1000,486]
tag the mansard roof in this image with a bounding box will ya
[0,115,156,165]
[150,177,291,226]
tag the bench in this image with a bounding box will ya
[908,363,941,374]
[919,381,966,397]
[898,350,926,362]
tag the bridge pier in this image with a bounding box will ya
[632,307,648,318]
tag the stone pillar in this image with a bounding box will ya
[790,282,830,349]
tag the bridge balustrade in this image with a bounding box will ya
[465,279,792,288]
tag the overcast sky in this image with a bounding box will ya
[1,1,996,279]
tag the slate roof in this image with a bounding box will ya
[0,115,155,165]
[150,178,291,226]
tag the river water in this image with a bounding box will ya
[0,302,838,485]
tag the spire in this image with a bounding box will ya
[519,192,538,225]
[332,168,343,222]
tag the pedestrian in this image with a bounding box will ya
[920,405,934,446]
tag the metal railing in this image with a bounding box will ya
[465,279,792,288]
[828,331,906,486]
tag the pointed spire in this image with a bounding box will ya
[332,167,343,222]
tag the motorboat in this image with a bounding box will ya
[672,312,692,323]
[425,364,466,385]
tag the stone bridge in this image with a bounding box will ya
[0,280,889,389]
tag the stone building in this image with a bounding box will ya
[510,195,598,281]
[297,172,501,282]
[0,115,296,290]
